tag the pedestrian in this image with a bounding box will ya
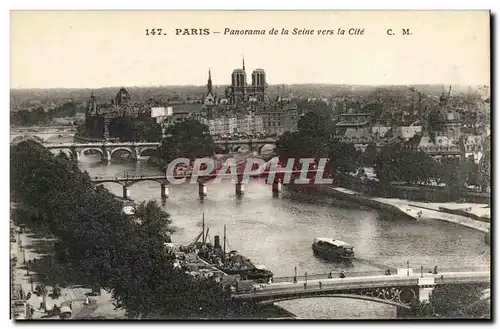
[433,266,438,274]
[84,296,90,305]
[328,272,332,279]
[440,274,444,281]
[39,301,43,310]
[304,282,307,289]
[30,306,35,318]
[69,301,72,310]
[319,281,322,289]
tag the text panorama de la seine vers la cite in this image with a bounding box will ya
[145,28,412,36]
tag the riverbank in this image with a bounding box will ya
[10,202,126,320]
[288,184,490,233]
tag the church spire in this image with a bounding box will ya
[207,69,213,94]
[242,56,245,71]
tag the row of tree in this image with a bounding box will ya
[82,115,162,142]
[11,102,83,126]
[10,140,238,318]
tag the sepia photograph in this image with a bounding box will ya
[8,9,491,321]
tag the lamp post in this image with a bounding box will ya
[421,265,423,278]
[23,249,26,265]
[407,261,410,276]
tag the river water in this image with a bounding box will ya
[77,154,489,319]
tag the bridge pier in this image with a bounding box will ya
[272,180,283,196]
[102,150,111,163]
[70,150,80,162]
[161,183,170,199]
[122,186,131,200]
[418,277,435,303]
[235,182,244,196]
[199,182,207,198]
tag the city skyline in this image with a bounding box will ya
[11,11,490,89]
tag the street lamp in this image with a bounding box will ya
[407,261,410,276]
[293,266,297,283]
[421,265,423,278]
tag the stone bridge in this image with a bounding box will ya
[38,139,277,163]
[44,142,161,162]
[215,138,277,154]
[231,269,490,316]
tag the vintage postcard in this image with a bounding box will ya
[9,10,490,320]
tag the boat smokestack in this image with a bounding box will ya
[214,235,220,248]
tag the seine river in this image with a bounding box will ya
[76,154,489,319]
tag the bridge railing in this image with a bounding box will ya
[272,270,388,284]
[270,266,490,284]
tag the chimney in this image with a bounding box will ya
[214,235,220,248]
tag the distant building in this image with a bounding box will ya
[340,128,372,152]
[336,108,371,129]
[225,58,267,104]
[462,135,485,164]
[434,108,462,141]
[416,135,461,160]
[392,126,422,141]
[371,125,391,139]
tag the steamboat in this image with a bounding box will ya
[312,237,355,261]
[187,214,273,283]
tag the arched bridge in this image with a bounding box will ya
[231,269,490,311]
[42,139,277,162]
[215,138,277,154]
[44,142,161,162]
[91,167,326,200]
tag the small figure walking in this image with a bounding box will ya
[30,306,35,319]
[433,266,438,275]
[328,272,332,279]
[69,301,72,310]
[319,281,322,289]
[303,282,307,289]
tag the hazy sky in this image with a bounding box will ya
[10,10,490,89]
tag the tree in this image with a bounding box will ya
[373,148,441,186]
[328,142,360,177]
[406,284,490,319]
[158,119,215,165]
[479,150,491,192]
[440,157,466,199]
[276,109,335,166]
[361,143,377,167]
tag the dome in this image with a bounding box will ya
[437,109,460,122]
[253,68,265,73]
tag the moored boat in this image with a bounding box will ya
[187,214,274,283]
[312,237,355,260]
